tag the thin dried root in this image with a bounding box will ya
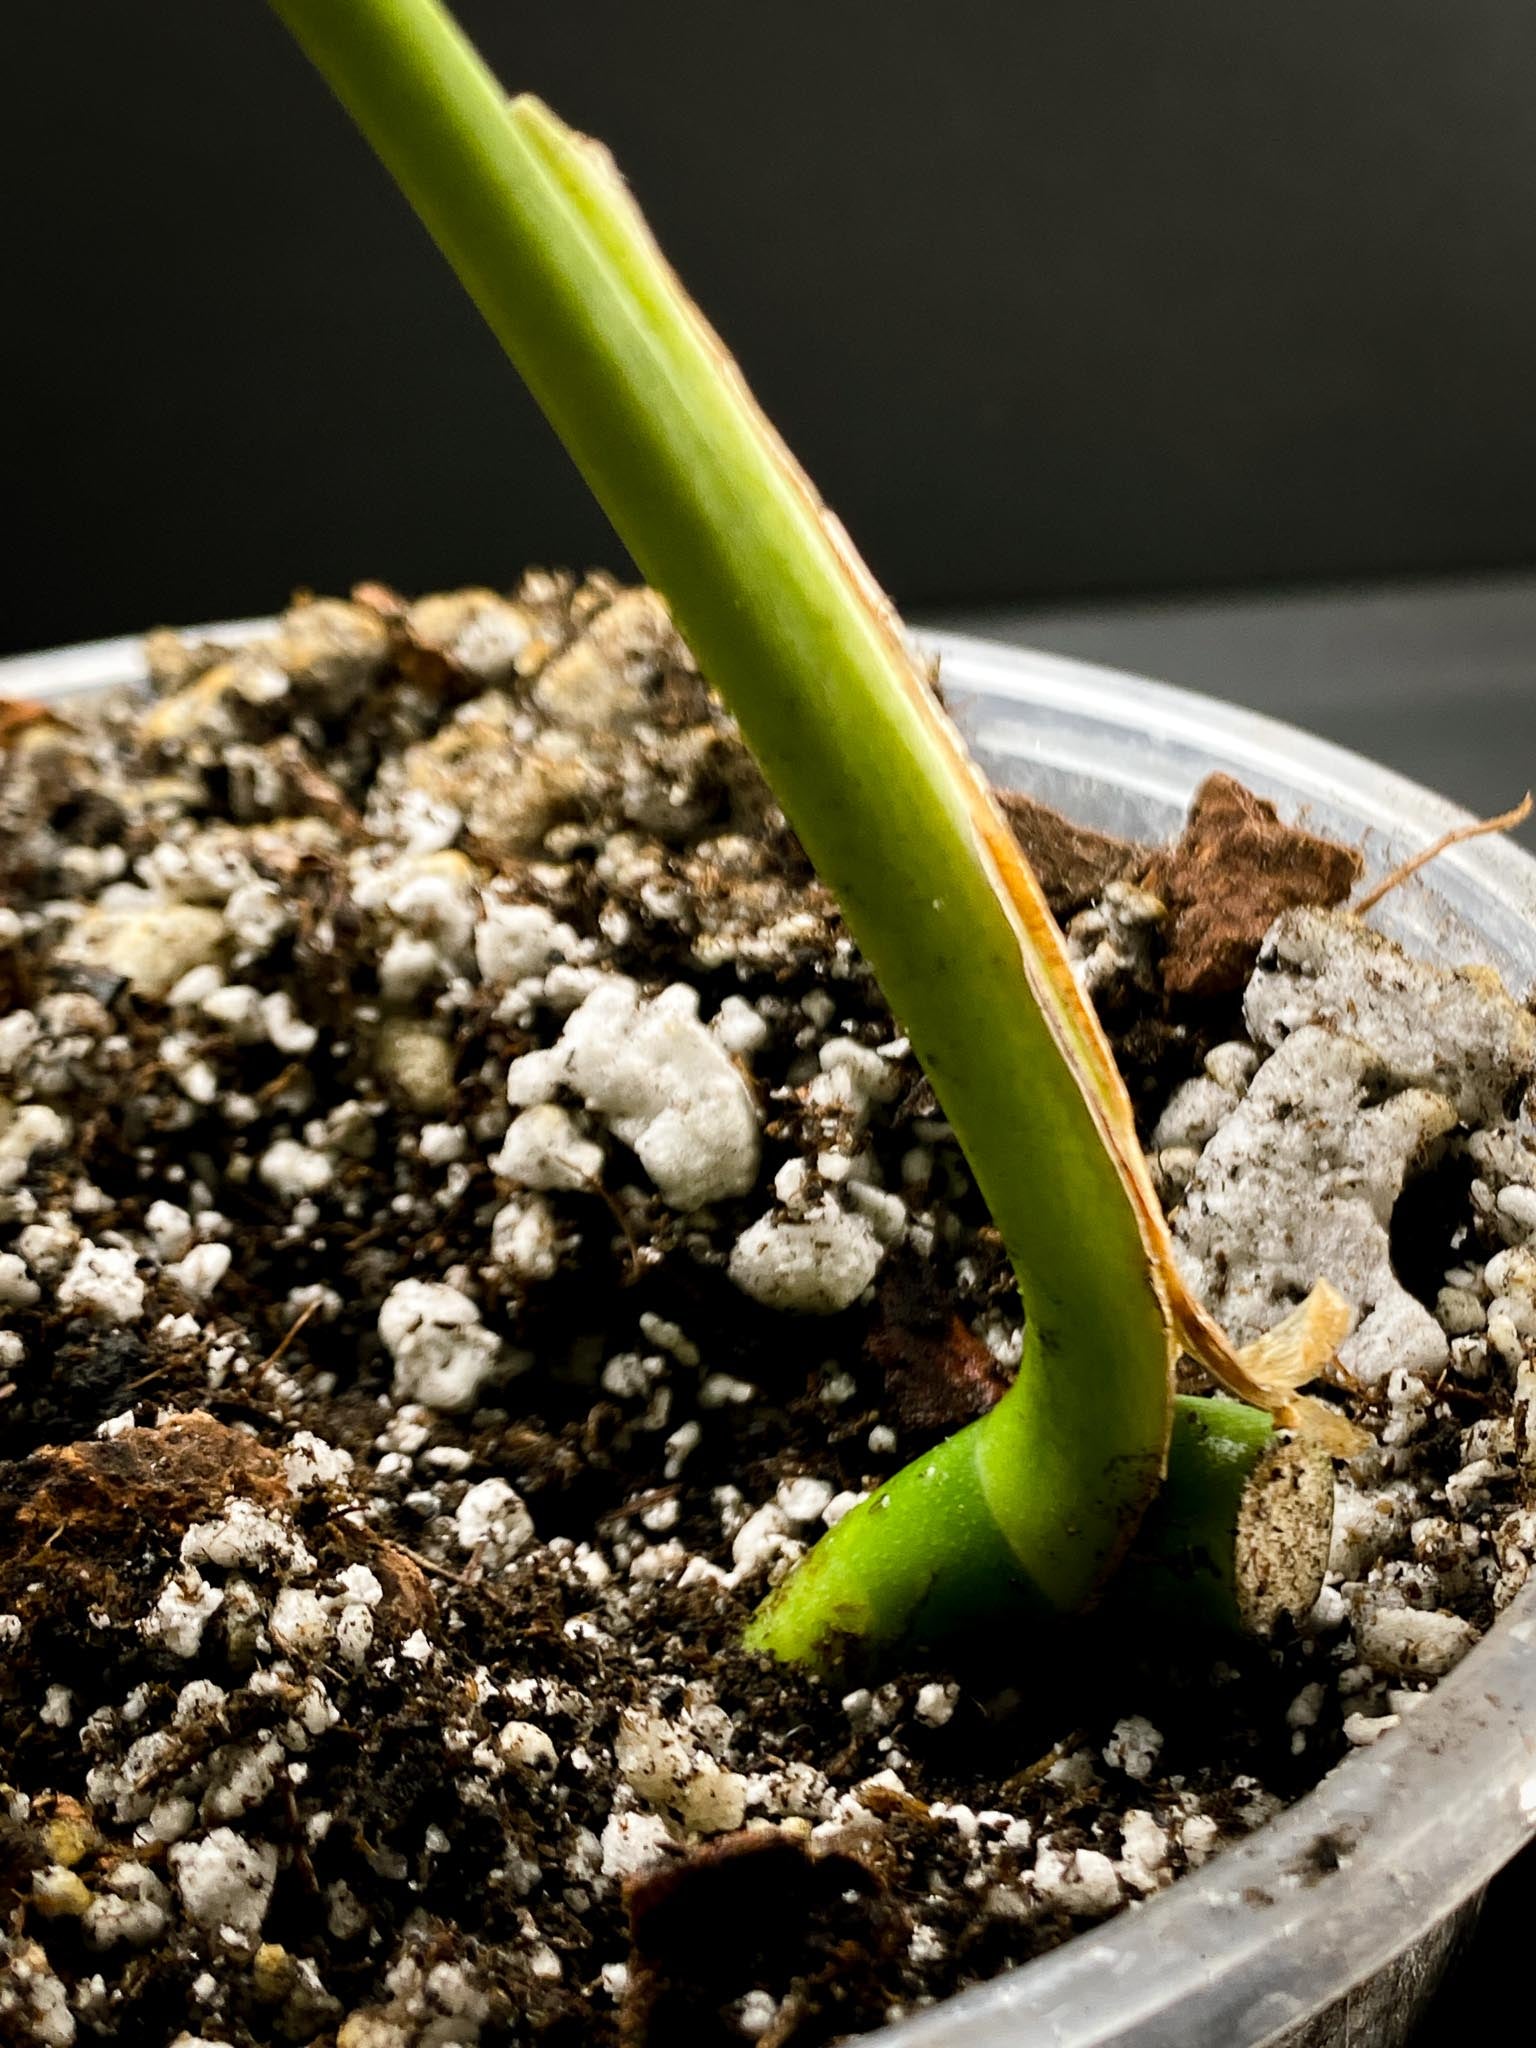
[1354,793,1533,917]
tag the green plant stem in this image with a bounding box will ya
[745,1396,1330,1673]
[269,0,1324,1672]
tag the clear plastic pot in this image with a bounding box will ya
[6,620,1535,2048]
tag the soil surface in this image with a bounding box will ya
[1,575,1534,2048]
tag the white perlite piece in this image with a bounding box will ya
[378,1279,507,1413]
[0,1007,38,1078]
[81,1862,170,1951]
[492,1104,604,1192]
[59,900,226,1002]
[142,1569,224,1659]
[497,1722,559,1774]
[1031,1845,1122,1917]
[915,1682,959,1728]
[0,1251,40,1307]
[167,1242,231,1301]
[0,1104,69,1191]
[1344,1711,1400,1747]
[532,586,682,730]
[169,1829,279,1941]
[730,1503,798,1579]
[1117,1810,1171,1894]
[56,1244,145,1323]
[453,1478,535,1569]
[1149,1073,1243,1157]
[282,1431,355,1495]
[729,1199,883,1314]
[1352,1602,1477,1678]
[1244,908,1536,1126]
[713,995,769,1056]
[775,1476,835,1525]
[181,1499,315,1577]
[490,1195,562,1282]
[504,975,759,1210]
[404,587,534,685]
[599,1810,675,1882]
[15,1221,78,1278]
[269,1587,332,1660]
[1175,1027,1448,1382]
[615,1713,748,1835]
[1103,1716,1163,1781]
[474,897,577,986]
[145,1200,196,1260]
[1173,909,1536,1384]
[374,1019,455,1114]
[258,1140,334,1204]
[3,1943,75,2047]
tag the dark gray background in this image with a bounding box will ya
[8,1,1536,648]
[4,3,1535,2033]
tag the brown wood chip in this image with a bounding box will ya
[1143,773,1363,997]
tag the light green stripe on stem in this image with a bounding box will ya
[269,0,1183,1634]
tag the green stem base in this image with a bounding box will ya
[742,1421,1049,1677]
[745,1394,1333,1678]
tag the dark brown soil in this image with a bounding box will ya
[0,577,1530,2048]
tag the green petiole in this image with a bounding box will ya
[269,0,1342,1673]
